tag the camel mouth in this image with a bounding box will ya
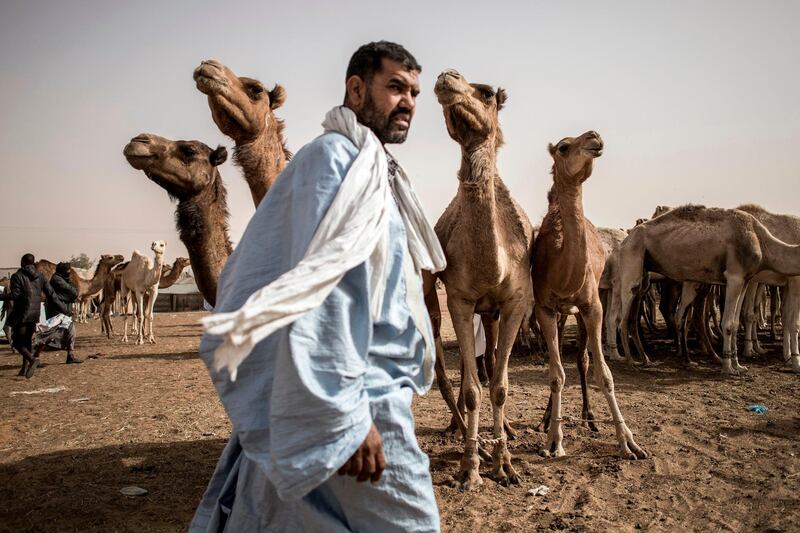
[123,142,156,161]
[585,147,603,157]
[194,68,229,95]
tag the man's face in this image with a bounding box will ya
[350,58,420,144]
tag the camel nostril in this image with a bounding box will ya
[131,135,151,144]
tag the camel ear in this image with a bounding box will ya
[269,84,287,110]
[210,145,228,166]
[496,88,508,110]
[548,143,557,157]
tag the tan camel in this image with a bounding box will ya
[124,134,232,306]
[36,255,124,321]
[609,205,800,375]
[737,204,800,372]
[159,257,191,289]
[100,261,128,338]
[424,69,533,490]
[194,59,289,207]
[120,241,166,344]
[533,131,647,460]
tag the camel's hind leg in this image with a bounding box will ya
[120,289,131,343]
[741,281,762,357]
[583,301,649,460]
[720,275,748,375]
[134,291,145,345]
[675,282,700,365]
[782,279,800,372]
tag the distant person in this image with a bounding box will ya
[0,253,55,378]
[34,261,82,364]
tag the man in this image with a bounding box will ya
[192,42,444,532]
[0,253,55,378]
[34,261,82,364]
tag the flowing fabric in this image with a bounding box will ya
[202,106,445,381]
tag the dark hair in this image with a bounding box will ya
[20,253,35,267]
[56,262,71,276]
[346,41,421,82]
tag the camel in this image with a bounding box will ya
[120,241,166,345]
[737,204,800,372]
[100,262,128,338]
[159,257,191,289]
[608,205,800,375]
[424,69,534,490]
[36,255,124,321]
[194,59,290,207]
[533,131,647,461]
[124,134,232,306]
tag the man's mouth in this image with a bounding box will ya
[391,114,411,129]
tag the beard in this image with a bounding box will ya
[357,93,411,144]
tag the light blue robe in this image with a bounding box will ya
[190,132,440,532]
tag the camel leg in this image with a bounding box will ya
[771,287,781,341]
[145,290,157,343]
[741,282,761,357]
[575,315,598,431]
[536,305,566,458]
[783,280,800,373]
[630,290,652,365]
[605,287,625,362]
[448,297,483,490]
[121,289,130,343]
[481,312,516,440]
[720,275,748,375]
[135,291,145,345]
[696,285,721,362]
[619,284,641,366]
[487,299,525,486]
[675,282,699,365]
[583,301,648,459]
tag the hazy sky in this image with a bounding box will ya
[1,0,798,267]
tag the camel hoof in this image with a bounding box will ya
[608,353,625,362]
[539,444,565,458]
[620,442,649,460]
[452,468,483,491]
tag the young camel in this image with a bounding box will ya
[120,241,166,345]
[193,59,289,207]
[609,205,800,375]
[426,69,534,490]
[533,131,647,460]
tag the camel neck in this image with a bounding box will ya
[550,177,589,295]
[160,262,184,287]
[176,172,233,306]
[234,123,287,207]
[81,262,113,296]
[457,143,497,188]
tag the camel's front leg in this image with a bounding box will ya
[675,282,699,365]
[145,289,157,343]
[448,296,482,490]
[721,275,747,374]
[583,302,649,460]
[604,287,625,361]
[121,291,130,343]
[535,305,566,458]
[741,281,760,357]
[783,279,800,373]
[488,299,525,486]
[135,292,145,345]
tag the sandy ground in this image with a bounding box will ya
[0,303,798,532]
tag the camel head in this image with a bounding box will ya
[99,254,125,269]
[124,134,228,201]
[151,240,166,256]
[548,130,603,185]
[174,257,191,270]
[193,59,286,144]
[434,69,506,151]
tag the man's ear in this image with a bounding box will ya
[345,75,367,109]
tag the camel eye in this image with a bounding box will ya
[481,88,494,100]
[179,145,197,158]
[558,144,569,154]
[249,84,264,96]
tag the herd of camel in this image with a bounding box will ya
[7,59,798,490]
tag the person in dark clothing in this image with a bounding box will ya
[0,253,54,378]
[35,261,82,364]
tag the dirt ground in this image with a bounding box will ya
[1,302,798,532]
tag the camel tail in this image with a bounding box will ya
[752,219,800,277]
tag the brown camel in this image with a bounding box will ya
[100,262,128,338]
[194,59,289,207]
[425,69,533,490]
[123,134,232,306]
[609,205,800,375]
[36,255,124,321]
[533,130,647,460]
[159,257,191,289]
[737,204,800,372]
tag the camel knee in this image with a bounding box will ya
[464,386,481,411]
[491,385,507,407]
